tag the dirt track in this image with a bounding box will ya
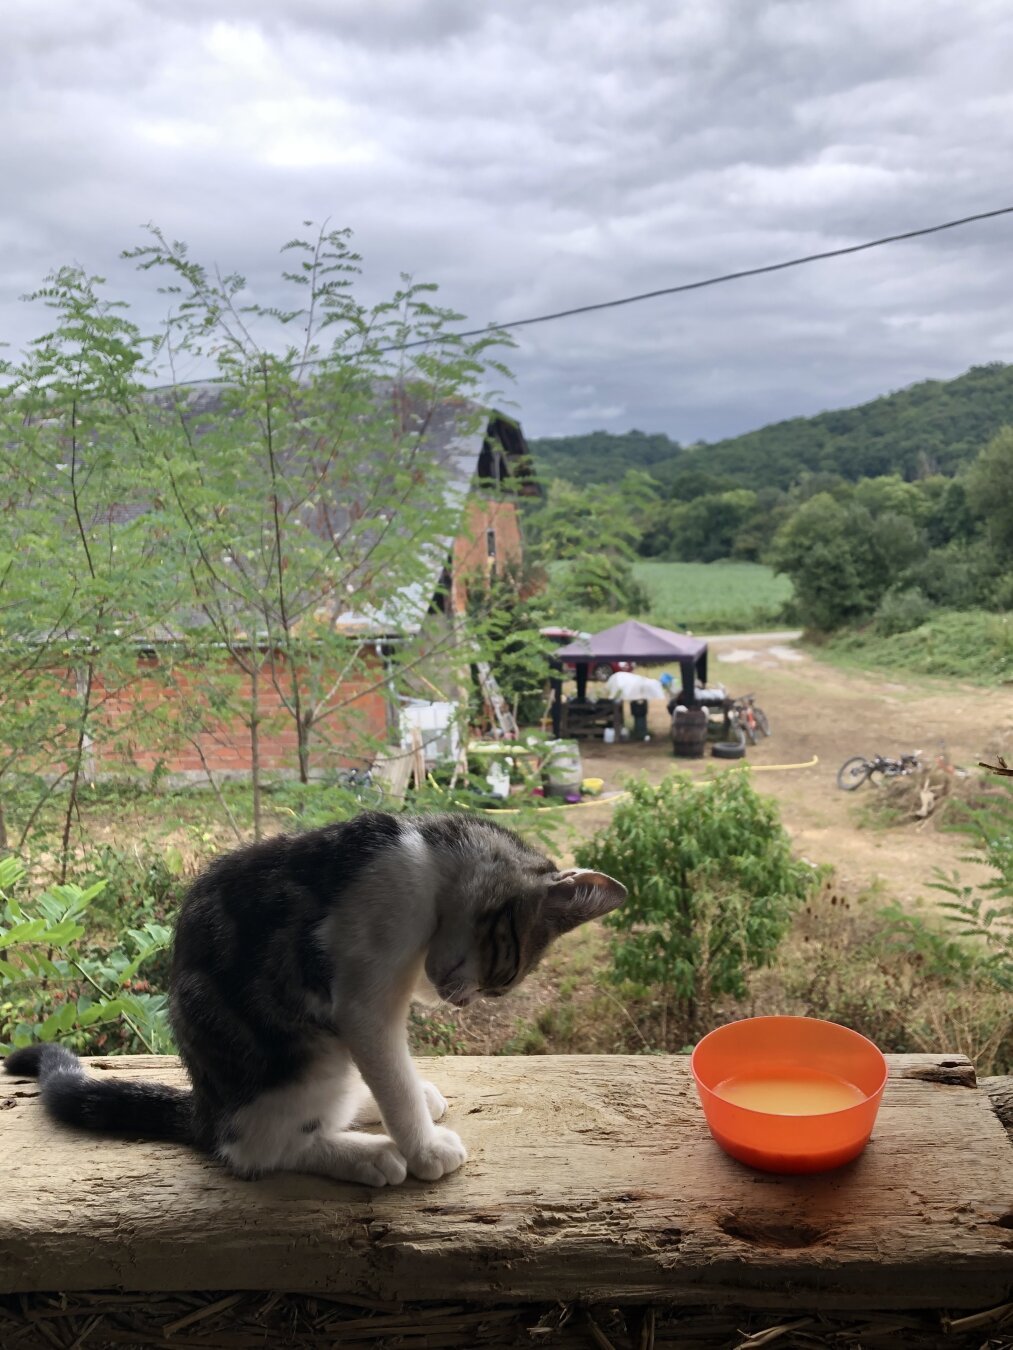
[555,634,1012,907]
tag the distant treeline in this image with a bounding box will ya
[522,362,1013,633]
[529,362,1013,490]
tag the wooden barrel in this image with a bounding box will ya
[672,708,708,758]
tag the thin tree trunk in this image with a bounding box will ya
[60,664,95,884]
[250,663,262,841]
[0,799,7,852]
[192,739,243,844]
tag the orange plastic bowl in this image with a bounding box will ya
[690,1016,888,1174]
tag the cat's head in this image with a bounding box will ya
[419,817,626,1009]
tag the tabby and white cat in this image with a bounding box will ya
[5,812,625,1187]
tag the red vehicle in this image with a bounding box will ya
[540,627,634,683]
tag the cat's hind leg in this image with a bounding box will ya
[217,1049,408,1187]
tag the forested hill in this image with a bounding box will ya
[529,362,1013,489]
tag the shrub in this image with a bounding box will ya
[872,586,935,636]
[0,856,174,1057]
[778,884,1012,1075]
[558,555,649,613]
[932,783,1013,992]
[575,773,816,1035]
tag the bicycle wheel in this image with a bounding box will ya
[754,706,771,737]
[837,757,871,791]
[357,776,385,809]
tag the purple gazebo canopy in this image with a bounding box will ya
[555,619,708,685]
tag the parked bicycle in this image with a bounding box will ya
[836,751,921,791]
[334,765,385,808]
[730,693,771,746]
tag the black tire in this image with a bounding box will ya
[712,741,746,759]
[754,707,771,737]
[592,663,614,683]
[837,757,870,791]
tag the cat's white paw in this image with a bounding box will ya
[333,1134,408,1187]
[406,1125,468,1181]
[421,1080,447,1122]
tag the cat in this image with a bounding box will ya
[5,810,625,1187]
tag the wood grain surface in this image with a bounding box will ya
[1,1053,1010,1309]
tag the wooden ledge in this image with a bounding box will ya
[1,1054,1010,1310]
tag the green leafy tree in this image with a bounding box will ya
[576,773,814,1039]
[770,493,923,630]
[667,488,759,563]
[966,426,1013,560]
[0,267,180,873]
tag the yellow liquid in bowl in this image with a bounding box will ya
[715,1071,866,1115]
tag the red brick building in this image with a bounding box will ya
[67,399,538,783]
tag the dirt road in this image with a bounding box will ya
[556,634,1011,908]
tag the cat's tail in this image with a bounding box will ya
[4,1043,194,1143]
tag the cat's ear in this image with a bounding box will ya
[544,869,627,935]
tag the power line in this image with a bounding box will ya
[145,203,1013,388]
[441,204,1013,342]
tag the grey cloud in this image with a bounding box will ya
[2,0,1013,443]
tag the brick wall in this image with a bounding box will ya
[451,497,524,614]
[62,649,390,781]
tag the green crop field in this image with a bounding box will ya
[632,560,793,633]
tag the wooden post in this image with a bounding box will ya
[0,1053,1010,1308]
[410,726,426,791]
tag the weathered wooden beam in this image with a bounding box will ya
[0,1054,1010,1310]
[982,1076,1013,1139]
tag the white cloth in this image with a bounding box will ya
[604,672,666,702]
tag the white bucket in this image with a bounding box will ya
[603,726,616,745]
[544,739,583,797]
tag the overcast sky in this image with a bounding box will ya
[3,0,1013,442]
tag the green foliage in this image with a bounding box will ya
[769,493,924,630]
[782,883,1011,1075]
[0,222,515,848]
[897,537,1004,611]
[526,473,655,564]
[533,363,1013,491]
[557,555,649,613]
[932,786,1013,992]
[823,609,1013,683]
[966,425,1013,560]
[665,489,760,563]
[871,587,936,637]
[575,774,814,1024]
[408,1006,464,1055]
[0,855,174,1057]
[468,562,558,725]
[529,429,680,485]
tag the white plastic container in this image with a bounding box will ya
[400,701,460,766]
[544,739,583,797]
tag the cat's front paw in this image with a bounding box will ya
[421,1080,447,1122]
[329,1133,408,1187]
[406,1125,468,1181]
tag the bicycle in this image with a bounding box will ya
[334,766,385,808]
[836,751,921,791]
[730,693,771,746]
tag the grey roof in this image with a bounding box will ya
[144,379,528,639]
